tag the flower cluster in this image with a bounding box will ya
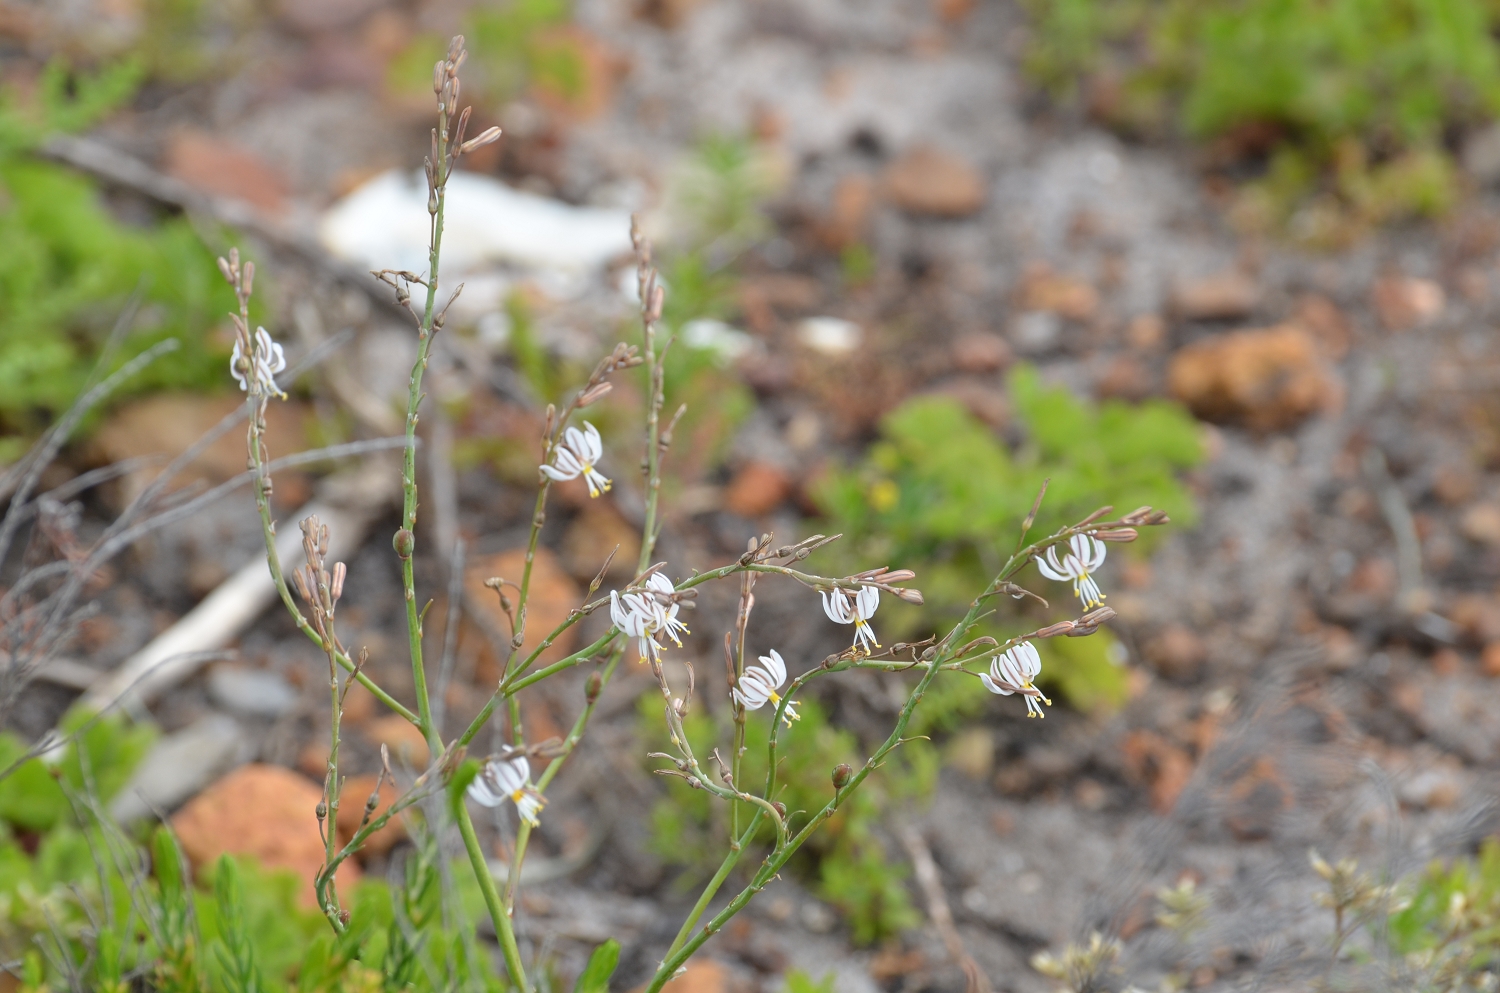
[540,422,612,498]
[980,641,1050,718]
[733,648,799,726]
[610,572,689,663]
[1036,534,1108,609]
[231,326,287,398]
[822,585,880,654]
[468,753,546,826]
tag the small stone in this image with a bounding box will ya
[364,714,429,767]
[1169,271,1259,320]
[1144,625,1207,682]
[1463,122,1500,184]
[944,727,994,781]
[724,461,793,518]
[1095,354,1152,401]
[466,546,581,666]
[1011,311,1061,353]
[882,145,986,218]
[171,764,360,907]
[1018,264,1099,321]
[208,665,299,719]
[796,316,862,356]
[335,774,405,859]
[819,173,876,249]
[1372,275,1445,331]
[1125,313,1167,351]
[1460,502,1500,546]
[562,504,641,582]
[1167,324,1340,431]
[950,331,1012,373]
[109,715,247,824]
[164,130,291,213]
[1292,293,1352,358]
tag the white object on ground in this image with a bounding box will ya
[208,664,299,719]
[796,316,861,356]
[318,169,632,304]
[108,713,248,824]
[681,318,754,364]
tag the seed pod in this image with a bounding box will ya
[832,763,852,789]
[772,801,787,818]
[585,671,603,703]
[316,801,327,820]
[393,529,415,559]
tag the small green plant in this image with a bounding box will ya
[1385,841,1500,989]
[815,366,1200,712]
[1022,0,1500,235]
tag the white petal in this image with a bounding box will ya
[646,573,673,594]
[580,421,603,461]
[821,590,851,624]
[1035,549,1069,581]
[563,425,587,459]
[980,672,1014,696]
[855,585,879,620]
[760,649,786,687]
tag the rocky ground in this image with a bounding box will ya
[8,0,1500,990]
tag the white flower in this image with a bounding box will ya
[821,585,880,654]
[733,648,799,726]
[1035,534,1108,609]
[230,326,287,397]
[645,572,690,647]
[611,589,665,662]
[980,641,1050,718]
[467,753,546,826]
[540,422,612,498]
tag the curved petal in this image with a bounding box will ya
[980,672,1014,696]
[467,775,504,806]
[1035,548,1070,581]
[760,649,786,687]
[646,573,674,594]
[855,585,880,620]
[1014,641,1041,679]
[580,421,603,461]
[822,590,850,624]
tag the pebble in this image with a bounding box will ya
[882,145,986,218]
[724,461,794,518]
[108,714,247,824]
[1169,271,1259,321]
[1167,324,1339,431]
[796,316,862,356]
[208,664,299,719]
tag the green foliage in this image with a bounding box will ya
[388,0,575,107]
[1022,0,1500,231]
[573,939,619,993]
[0,61,241,448]
[639,694,918,944]
[1388,840,1500,976]
[0,711,155,833]
[784,971,836,993]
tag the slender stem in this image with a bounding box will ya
[457,630,618,749]
[664,814,761,960]
[456,802,527,987]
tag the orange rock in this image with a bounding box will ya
[562,504,641,582]
[171,764,360,908]
[90,393,311,509]
[335,774,405,859]
[1126,313,1167,351]
[1372,275,1445,331]
[165,130,291,212]
[1120,730,1193,814]
[724,462,793,517]
[1169,271,1259,320]
[1019,264,1099,322]
[882,146,986,218]
[1167,324,1339,431]
[364,714,429,767]
[1482,642,1500,677]
[466,547,581,666]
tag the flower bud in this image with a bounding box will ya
[585,671,603,703]
[771,801,787,818]
[393,528,415,559]
[894,587,925,605]
[831,763,852,789]
[461,125,503,154]
[1033,620,1075,639]
[316,801,327,819]
[339,909,351,927]
[1120,506,1154,525]
[1094,527,1138,543]
[577,382,613,407]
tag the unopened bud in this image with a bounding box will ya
[771,801,787,818]
[461,126,503,154]
[1094,528,1138,543]
[1068,606,1117,636]
[433,60,445,94]
[1033,621,1075,639]
[832,763,852,789]
[585,671,602,703]
[316,801,327,819]
[1120,506,1154,525]
[366,791,379,812]
[393,529,415,559]
[647,284,664,324]
[242,261,254,297]
[331,562,347,601]
[339,909,351,926]
[578,382,613,407]
[217,255,234,284]
[894,587,925,605]
[880,569,917,584]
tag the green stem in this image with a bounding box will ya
[664,814,762,961]
[457,630,618,750]
[456,802,527,987]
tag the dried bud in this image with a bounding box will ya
[771,801,787,818]
[832,763,852,789]
[1094,528,1138,543]
[217,255,234,285]
[242,261,254,297]
[1146,511,1171,525]
[577,382,613,407]
[316,801,327,819]
[1120,506,1154,525]
[894,587,925,605]
[461,125,503,154]
[393,529,415,559]
[880,569,917,584]
[432,60,445,94]
[647,284,665,324]
[331,562,347,601]
[1068,606,1117,636]
[292,567,314,603]
[1032,620,1076,639]
[585,671,603,703]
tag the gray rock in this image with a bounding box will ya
[208,664,299,718]
[109,714,247,824]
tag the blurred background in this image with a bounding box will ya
[3,0,1500,990]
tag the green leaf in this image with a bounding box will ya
[450,758,481,823]
[574,938,620,993]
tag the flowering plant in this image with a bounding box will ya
[227,35,1170,992]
